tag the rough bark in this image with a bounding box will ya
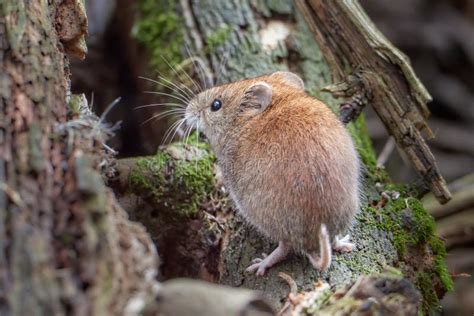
[128,0,454,314]
[0,1,158,315]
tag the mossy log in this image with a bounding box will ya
[127,0,454,314]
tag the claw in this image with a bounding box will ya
[339,234,351,243]
[245,263,260,273]
[251,258,263,264]
[245,242,290,276]
[245,262,267,276]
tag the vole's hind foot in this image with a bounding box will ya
[245,241,289,276]
[250,253,268,264]
[333,234,355,253]
[305,224,332,271]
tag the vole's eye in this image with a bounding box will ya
[210,99,222,112]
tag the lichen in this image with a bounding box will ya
[68,94,85,114]
[206,24,232,49]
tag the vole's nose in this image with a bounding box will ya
[184,111,193,124]
[184,109,199,127]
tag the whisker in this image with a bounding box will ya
[194,121,200,170]
[195,121,200,149]
[158,75,195,101]
[138,74,194,100]
[134,103,185,110]
[196,123,200,148]
[214,52,229,86]
[143,91,190,104]
[161,55,203,93]
[139,76,190,102]
[184,44,209,89]
[151,109,186,119]
[184,122,194,147]
[167,118,187,145]
[140,109,185,126]
[162,118,186,145]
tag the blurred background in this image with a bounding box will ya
[71,0,473,314]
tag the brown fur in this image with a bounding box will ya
[186,72,360,256]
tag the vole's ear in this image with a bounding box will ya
[242,82,272,112]
[270,71,304,90]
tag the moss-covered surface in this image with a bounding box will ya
[133,0,184,75]
[123,134,221,279]
[205,24,233,49]
[361,186,453,313]
[348,117,376,169]
[128,133,216,218]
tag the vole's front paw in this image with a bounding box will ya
[333,234,355,253]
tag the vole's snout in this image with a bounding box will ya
[184,105,200,129]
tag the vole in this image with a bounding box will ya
[185,71,361,276]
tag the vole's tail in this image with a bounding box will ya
[306,224,332,271]
[318,224,332,270]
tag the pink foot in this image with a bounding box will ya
[246,241,290,276]
[333,234,355,253]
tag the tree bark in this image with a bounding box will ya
[0,2,158,315]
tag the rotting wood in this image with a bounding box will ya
[295,0,452,204]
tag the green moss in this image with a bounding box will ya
[172,145,215,215]
[132,0,184,74]
[430,236,454,292]
[366,197,434,255]
[128,135,216,218]
[347,115,388,182]
[415,235,453,314]
[206,24,232,49]
[333,246,384,275]
[361,190,453,313]
[129,152,169,200]
[416,272,441,313]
